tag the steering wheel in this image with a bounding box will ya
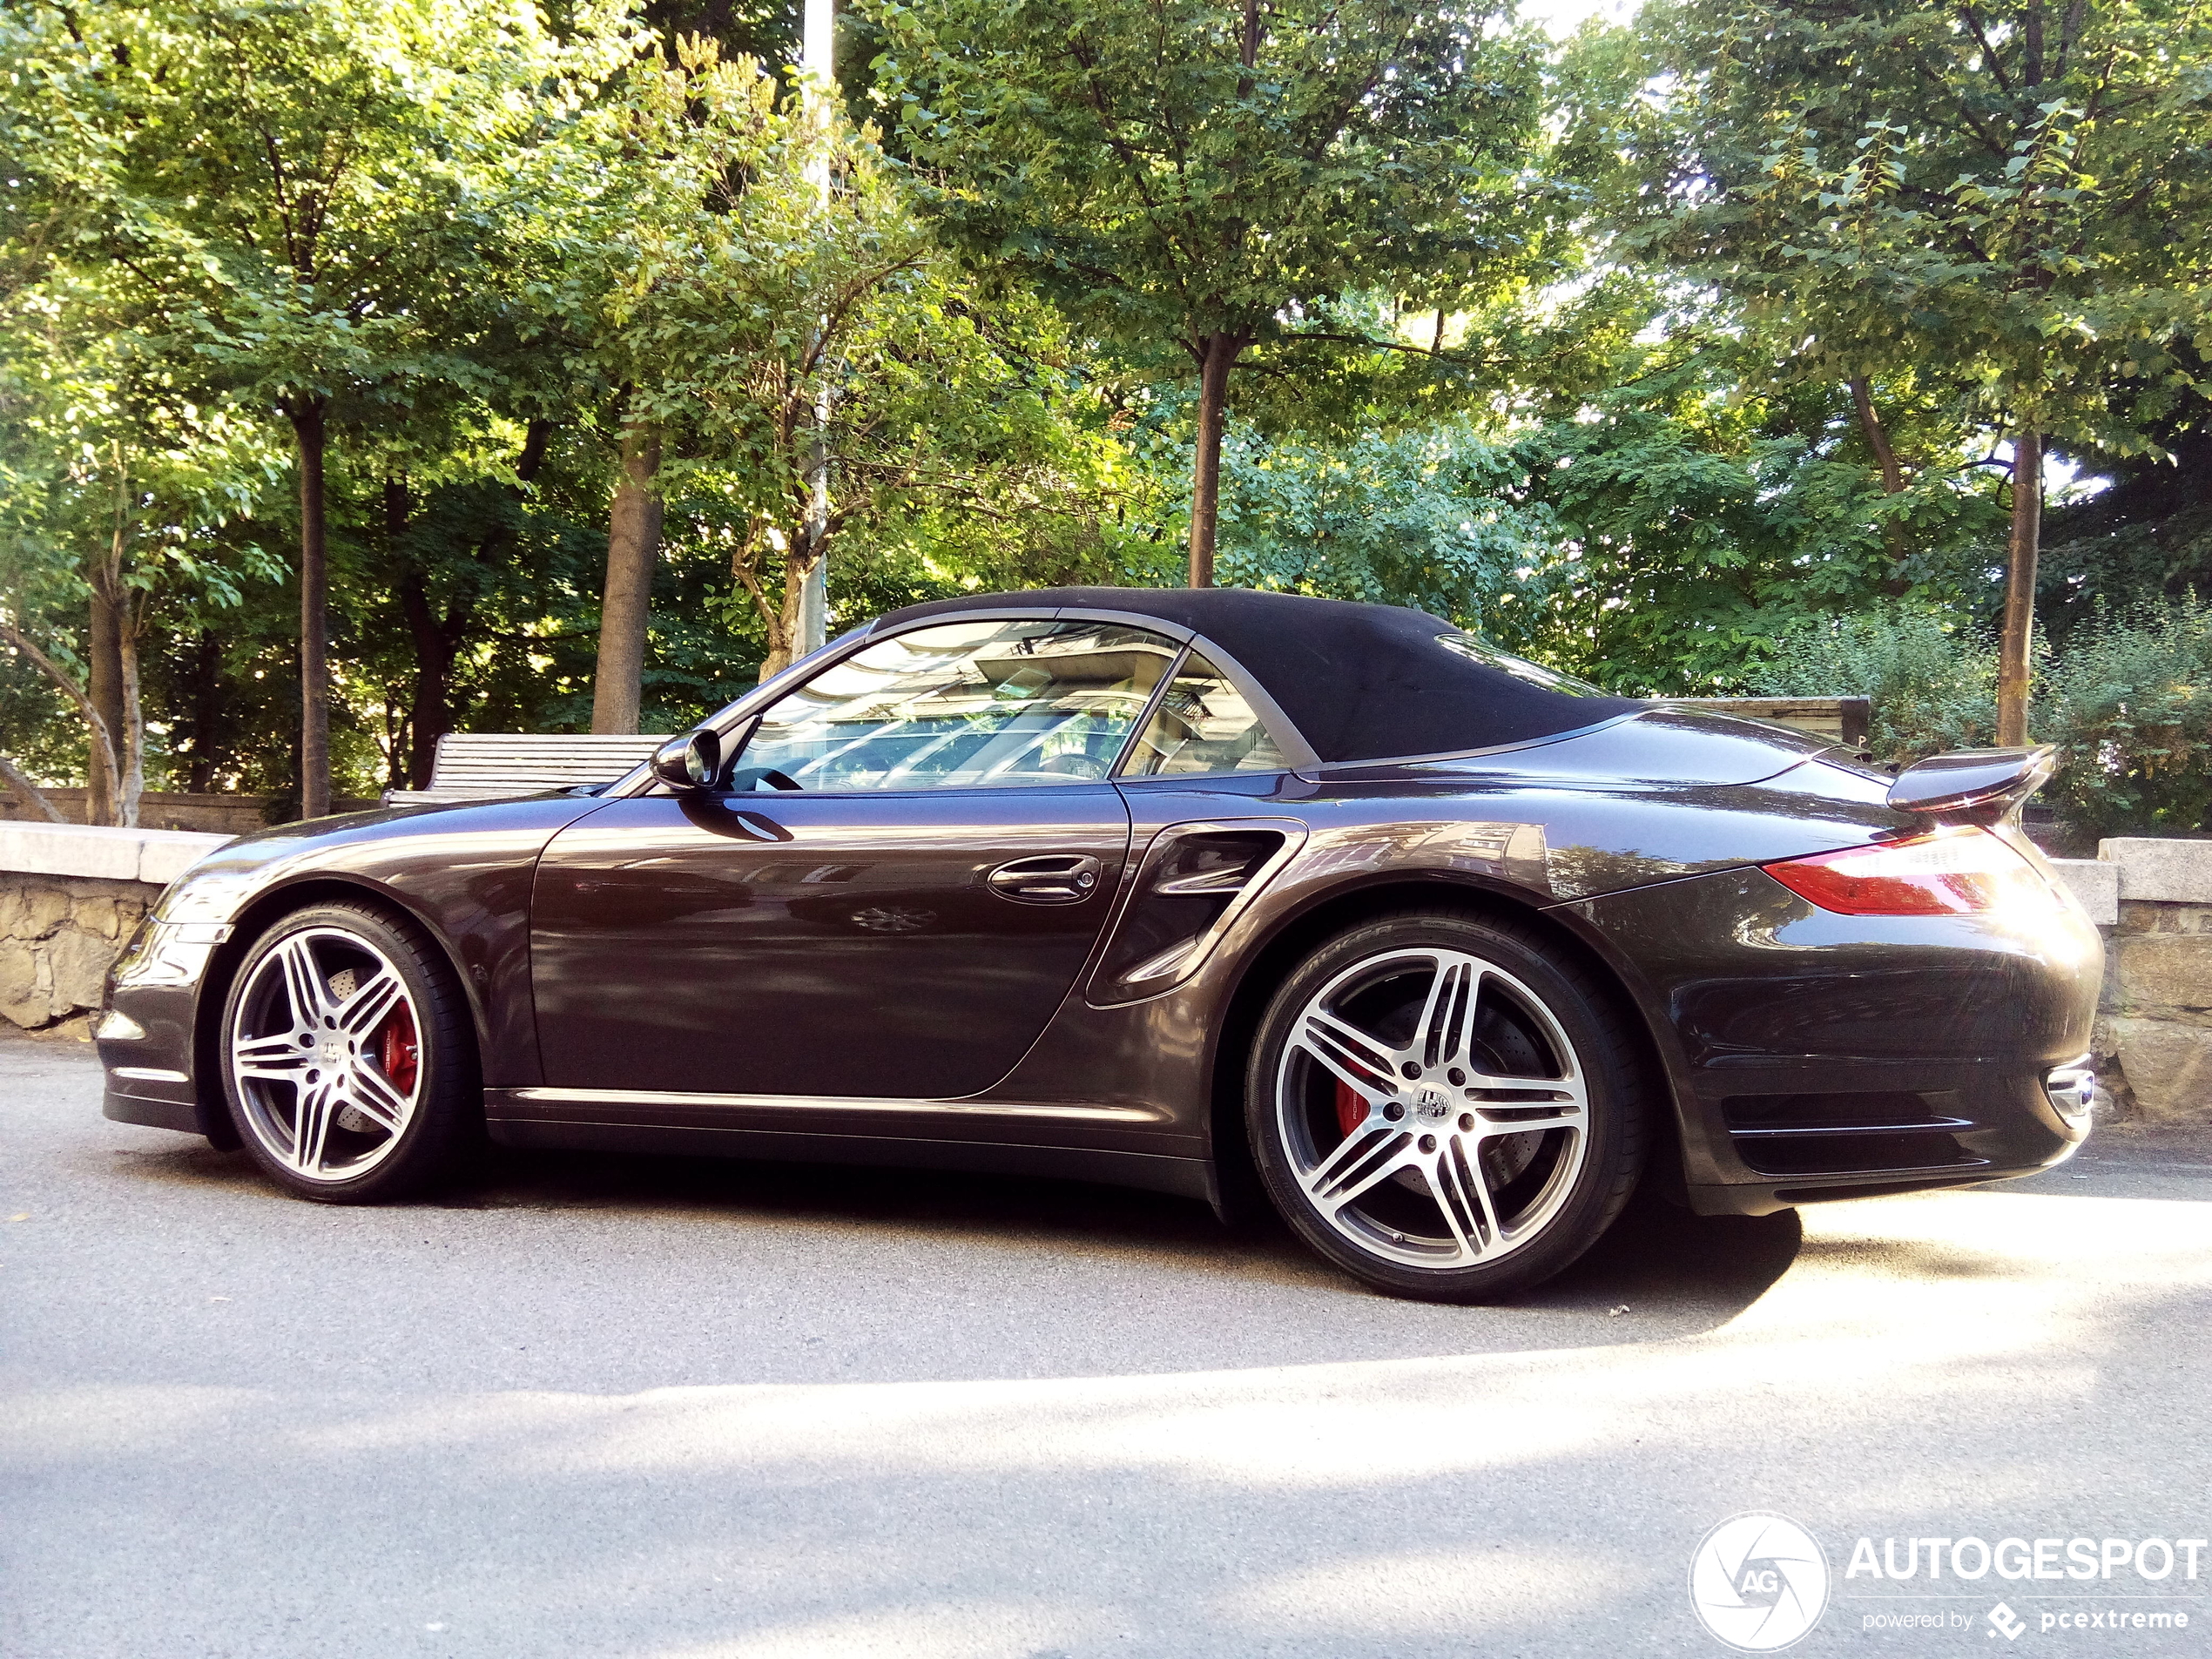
[1036,753,1109,779]
[728,765,804,792]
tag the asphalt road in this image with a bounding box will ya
[5,1026,2211,1659]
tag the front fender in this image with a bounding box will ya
[101,796,610,1136]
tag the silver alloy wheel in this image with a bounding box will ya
[227,927,423,1183]
[1274,946,1589,1270]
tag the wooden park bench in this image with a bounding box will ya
[374,698,1869,808]
[1656,697,1871,747]
[381,732,668,806]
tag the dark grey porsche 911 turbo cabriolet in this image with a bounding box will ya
[97,586,2101,1300]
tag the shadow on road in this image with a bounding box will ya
[1537,1182,1803,1312]
[470,1144,1804,1320]
[113,1127,1805,1336]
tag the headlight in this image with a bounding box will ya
[111,919,232,988]
[152,866,261,927]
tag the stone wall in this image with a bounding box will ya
[0,822,233,1037]
[2090,839,2212,1123]
[1,873,159,1035]
[0,786,379,835]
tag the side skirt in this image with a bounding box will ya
[484,1089,1216,1204]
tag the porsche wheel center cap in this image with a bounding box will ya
[1412,1085,1450,1120]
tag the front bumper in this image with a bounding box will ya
[95,917,229,1142]
[1564,865,2104,1217]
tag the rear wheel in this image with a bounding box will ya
[219,902,477,1202]
[1247,908,1648,1302]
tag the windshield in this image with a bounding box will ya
[736,617,1179,790]
[1434,633,1608,698]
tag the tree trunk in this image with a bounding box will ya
[1849,376,1913,597]
[116,589,145,828]
[92,449,145,827]
[0,616,117,823]
[182,634,223,792]
[1997,427,2042,746]
[387,477,452,790]
[1193,0,1259,593]
[760,527,826,680]
[396,421,555,783]
[290,400,332,819]
[591,422,664,734]
[1,752,64,822]
[1848,378,1905,496]
[389,705,412,793]
[86,578,125,826]
[398,571,460,788]
[1188,334,1242,589]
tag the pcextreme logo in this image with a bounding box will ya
[1689,1512,1832,1652]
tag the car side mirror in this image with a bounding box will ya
[651,728,722,792]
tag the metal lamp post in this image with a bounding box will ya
[795,0,833,659]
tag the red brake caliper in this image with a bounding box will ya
[1334,1079,1369,1136]
[376,1001,420,1096]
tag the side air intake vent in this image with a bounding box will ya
[1723,1090,1986,1179]
[1089,822,1303,1004]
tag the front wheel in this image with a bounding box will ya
[219,902,478,1202]
[1247,908,1649,1302]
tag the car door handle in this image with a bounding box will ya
[987,854,1104,905]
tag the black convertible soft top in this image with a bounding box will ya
[874,587,1638,765]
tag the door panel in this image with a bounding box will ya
[530,787,1130,1098]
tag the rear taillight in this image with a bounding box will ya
[1764,826,2058,916]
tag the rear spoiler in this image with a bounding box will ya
[1885,745,2057,820]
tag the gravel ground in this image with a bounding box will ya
[4,1025,2209,1658]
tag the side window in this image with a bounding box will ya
[1121,651,1289,777]
[736,618,1180,791]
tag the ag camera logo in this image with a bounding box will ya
[1690,1512,1831,1651]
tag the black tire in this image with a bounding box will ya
[1246,907,1649,1302]
[218,901,479,1203]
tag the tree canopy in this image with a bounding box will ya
[1,0,2206,836]
[869,0,1554,585]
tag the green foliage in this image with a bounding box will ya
[519,34,1150,665]
[0,282,283,597]
[1747,598,2212,837]
[32,0,624,429]
[2,0,2207,833]
[867,0,1559,580]
[0,264,287,797]
[2040,377,2212,638]
[2038,597,2212,836]
[0,655,73,779]
[1494,364,2009,692]
[1627,0,2212,449]
[2,3,1148,794]
[1750,608,2000,759]
[1211,419,1552,626]
[870,0,1548,353]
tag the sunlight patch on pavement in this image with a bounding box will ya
[23,1190,2206,1523]
[638,1601,1089,1659]
[221,1192,2206,1503]
[1219,1545,1638,1636]
[0,1383,261,1460]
